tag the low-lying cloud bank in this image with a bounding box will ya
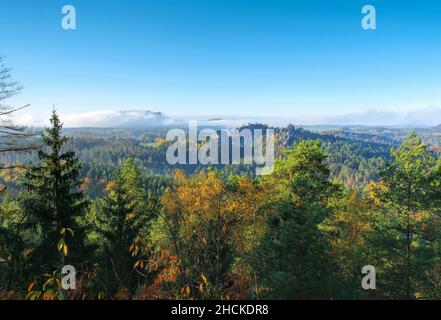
[15,109,178,128]
[62,110,178,128]
[308,106,441,127]
[13,106,441,128]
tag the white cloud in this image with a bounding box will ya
[297,109,402,126]
[284,106,441,127]
[13,109,176,128]
[9,106,441,128]
[402,106,441,127]
[62,109,177,127]
[12,112,44,127]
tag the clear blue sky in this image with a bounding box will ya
[1,0,440,119]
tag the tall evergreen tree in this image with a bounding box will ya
[91,158,152,296]
[370,132,441,299]
[22,110,88,274]
[254,140,344,299]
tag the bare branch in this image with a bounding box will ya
[0,55,39,167]
[0,104,30,116]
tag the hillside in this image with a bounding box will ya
[0,124,398,196]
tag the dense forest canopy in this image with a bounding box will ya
[1,110,440,300]
[4,121,437,197]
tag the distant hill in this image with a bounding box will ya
[3,123,439,196]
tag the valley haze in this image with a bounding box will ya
[13,105,441,129]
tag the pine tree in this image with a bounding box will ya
[254,140,344,299]
[369,132,440,299]
[91,158,152,296]
[22,110,88,275]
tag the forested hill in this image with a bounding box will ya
[279,125,392,187]
[2,114,441,300]
[0,124,397,196]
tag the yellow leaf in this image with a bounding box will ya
[63,244,68,256]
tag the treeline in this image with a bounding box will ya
[1,111,441,300]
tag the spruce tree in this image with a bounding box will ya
[22,110,88,275]
[91,158,152,296]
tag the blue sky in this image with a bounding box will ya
[1,0,440,124]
